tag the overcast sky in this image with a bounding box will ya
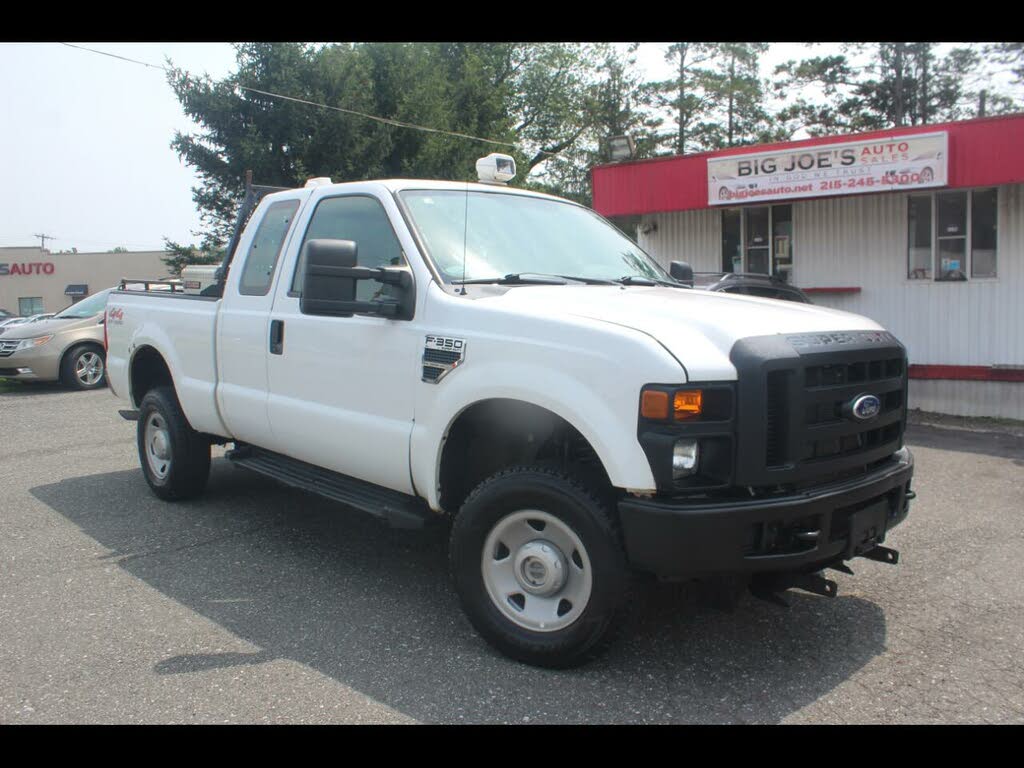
[0,42,1007,253]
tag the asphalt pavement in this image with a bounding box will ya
[1,383,1022,723]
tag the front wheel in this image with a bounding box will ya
[449,466,628,668]
[62,345,106,390]
[137,386,211,501]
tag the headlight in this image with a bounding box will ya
[672,439,699,478]
[638,383,735,490]
[639,386,731,422]
[15,335,53,351]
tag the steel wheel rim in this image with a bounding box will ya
[75,352,103,386]
[481,509,593,633]
[144,412,172,480]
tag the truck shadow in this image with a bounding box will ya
[906,424,1024,461]
[31,459,888,723]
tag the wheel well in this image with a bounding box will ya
[130,346,173,407]
[438,399,612,514]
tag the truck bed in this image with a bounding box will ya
[105,286,229,439]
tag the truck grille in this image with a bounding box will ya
[799,356,903,463]
[733,331,907,488]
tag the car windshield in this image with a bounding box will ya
[399,190,669,284]
[55,288,112,319]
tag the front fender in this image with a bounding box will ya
[410,359,663,511]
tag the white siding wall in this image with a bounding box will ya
[638,210,721,273]
[637,184,1024,419]
[910,379,1024,420]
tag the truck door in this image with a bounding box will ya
[265,192,418,495]
[216,197,302,446]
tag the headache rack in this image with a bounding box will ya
[118,279,185,293]
[212,170,291,298]
[114,171,289,299]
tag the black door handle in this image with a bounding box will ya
[270,319,284,355]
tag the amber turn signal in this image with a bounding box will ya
[673,390,703,420]
[640,390,670,420]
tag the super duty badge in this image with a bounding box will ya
[422,335,466,384]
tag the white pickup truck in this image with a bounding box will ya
[105,155,914,667]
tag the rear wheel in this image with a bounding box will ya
[137,385,210,501]
[61,345,106,390]
[450,466,628,668]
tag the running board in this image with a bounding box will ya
[226,446,434,530]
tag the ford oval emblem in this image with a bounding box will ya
[850,394,881,421]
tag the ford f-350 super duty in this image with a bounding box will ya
[105,154,914,667]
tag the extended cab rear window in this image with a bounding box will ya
[238,200,301,296]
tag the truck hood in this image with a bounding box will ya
[0,314,100,340]
[481,285,883,380]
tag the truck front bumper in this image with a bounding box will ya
[618,447,914,578]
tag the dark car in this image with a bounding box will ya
[694,271,812,303]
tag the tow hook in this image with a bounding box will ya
[750,544,900,608]
[749,571,838,608]
[858,545,900,565]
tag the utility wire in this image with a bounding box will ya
[59,42,554,157]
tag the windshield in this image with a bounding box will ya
[55,288,113,319]
[399,190,669,284]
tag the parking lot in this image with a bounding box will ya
[1,383,1022,724]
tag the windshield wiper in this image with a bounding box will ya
[453,273,572,286]
[616,275,688,288]
[555,275,619,285]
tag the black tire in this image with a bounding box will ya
[61,344,106,390]
[136,385,211,501]
[449,466,628,668]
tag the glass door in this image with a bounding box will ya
[745,207,770,274]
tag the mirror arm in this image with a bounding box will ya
[308,264,408,286]
[301,297,401,317]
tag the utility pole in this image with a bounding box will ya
[33,233,55,251]
[979,89,987,118]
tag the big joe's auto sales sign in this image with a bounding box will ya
[708,131,948,205]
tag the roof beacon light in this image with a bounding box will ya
[476,153,516,185]
[304,177,333,188]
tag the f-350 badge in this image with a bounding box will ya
[422,335,466,384]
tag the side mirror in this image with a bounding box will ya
[670,261,694,287]
[301,239,358,316]
[299,238,414,320]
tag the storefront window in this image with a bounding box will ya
[936,191,967,281]
[971,188,998,278]
[907,195,932,279]
[907,188,997,281]
[18,297,44,315]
